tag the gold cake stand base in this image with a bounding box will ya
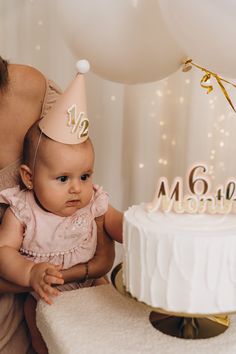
[111,263,229,339]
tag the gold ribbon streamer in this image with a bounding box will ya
[183,59,236,112]
[200,73,213,94]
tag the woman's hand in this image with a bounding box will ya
[29,263,64,304]
[104,205,123,243]
[62,215,115,284]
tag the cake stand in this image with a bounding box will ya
[111,263,230,339]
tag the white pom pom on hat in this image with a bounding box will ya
[76,59,90,74]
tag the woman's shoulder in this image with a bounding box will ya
[10,63,45,79]
[9,64,46,101]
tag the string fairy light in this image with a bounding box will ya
[156,90,163,97]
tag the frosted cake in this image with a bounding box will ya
[123,164,236,315]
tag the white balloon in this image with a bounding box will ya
[57,0,185,84]
[159,0,236,78]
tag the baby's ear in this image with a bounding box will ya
[20,165,33,190]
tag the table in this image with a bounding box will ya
[37,284,236,354]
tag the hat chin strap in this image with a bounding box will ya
[32,128,43,177]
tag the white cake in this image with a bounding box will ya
[123,203,236,315]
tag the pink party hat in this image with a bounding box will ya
[39,60,90,144]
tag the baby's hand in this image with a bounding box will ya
[29,263,64,304]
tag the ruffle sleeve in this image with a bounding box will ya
[91,185,109,218]
[40,79,62,118]
[0,186,31,226]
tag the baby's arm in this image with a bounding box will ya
[104,205,123,243]
[0,208,34,286]
[0,208,63,303]
[61,214,115,283]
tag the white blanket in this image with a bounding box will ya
[36,284,236,354]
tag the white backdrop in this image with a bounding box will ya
[1,0,236,264]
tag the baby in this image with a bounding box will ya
[0,120,116,353]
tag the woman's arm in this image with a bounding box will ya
[104,205,123,243]
[0,277,30,294]
[62,215,115,283]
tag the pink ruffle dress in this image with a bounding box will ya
[0,184,109,292]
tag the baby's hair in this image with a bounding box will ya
[0,56,9,91]
[23,120,95,170]
[22,120,46,168]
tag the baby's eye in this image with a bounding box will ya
[80,174,90,181]
[56,176,68,183]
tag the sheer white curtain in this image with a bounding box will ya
[1,0,236,263]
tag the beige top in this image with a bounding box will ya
[0,79,61,221]
[0,78,61,354]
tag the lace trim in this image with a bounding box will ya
[0,159,21,191]
[0,160,22,221]
[0,158,21,174]
[20,245,80,258]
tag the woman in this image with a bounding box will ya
[0,57,121,353]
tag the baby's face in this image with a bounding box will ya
[32,139,94,217]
